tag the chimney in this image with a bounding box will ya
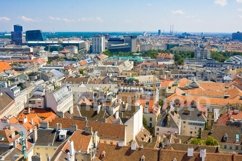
[33,126,38,143]
[70,140,75,156]
[23,116,28,124]
[84,126,93,135]
[200,149,206,161]
[71,124,78,132]
[56,123,62,130]
[93,131,99,148]
[100,151,106,159]
[187,148,194,157]
[131,140,137,151]
[115,111,119,119]
[67,152,71,161]
[31,118,34,125]
[27,107,31,114]
[13,139,18,148]
[40,121,49,129]
[25,139,28,150]
[141,155,145,161]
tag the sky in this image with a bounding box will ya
[1,0,242,32]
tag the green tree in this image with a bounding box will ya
[143,118,149,129]
[159,99,164,107]
[205,136,219,146]
[190,138,204,145]
[79,69,84,75]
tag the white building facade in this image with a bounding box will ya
[92,36,105,54]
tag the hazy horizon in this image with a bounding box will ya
[1,0,242,32]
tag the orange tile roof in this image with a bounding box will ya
[160,80,173,88]
[184,81,228,98]
[0,62,11,73]
[49,118,125,141]
[63,130,92,153]
[159,149,239,161]
[15,108,57,131]
[136,99,160,113]
[1,58,46,64]
[156,53,174,59]
[0,127,20,144]
[97,54,108,60]
[178,78,190,88]
[97,143,159,161]
[166,92,242,111]
[79,60,88,66]
[217,110,242,125]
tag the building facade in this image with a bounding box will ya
[11,25,23,45]
[92,36,105,54]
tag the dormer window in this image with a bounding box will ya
[224,95,230,99]
[222,133,228,142]
[140,155,145,161]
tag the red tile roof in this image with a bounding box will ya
[0,62,11,73]
[49,118,125,141]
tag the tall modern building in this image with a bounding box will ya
[26,30,44,41]
[92,36,105,54]
[124,36,137,52]
[232,32,242,41]
[108,36,137,53]
[11,25,23,45]
[158,29,161,36]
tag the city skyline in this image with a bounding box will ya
[1,0,242,32]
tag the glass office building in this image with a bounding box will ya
[11,25,23,45]
[26,30,44,41]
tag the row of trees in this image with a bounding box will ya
[211,51,242,62]
[103,49,196,65]
[103,50,162,58]
[190,136,219,146]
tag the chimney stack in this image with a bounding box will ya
[33,126,38,143]
[70,140,75,156]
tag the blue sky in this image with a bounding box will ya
[0,0,242,32]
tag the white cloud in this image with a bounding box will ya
[62,18,75,23]
[95,17,104,23]
[239,15,242,18]
[49,16,104,23]
[172,9,185,15]
[48,16,61,21]
[78,17,104,23]
[20,16,35,22]
[238,8,242,12]
[0,17,10,21]
[214,0,228,6]
[236,0,242,3]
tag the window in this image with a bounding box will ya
[150,118,152,121]
[183,121,186,124]
[224,145,227,149]
[236,146,239,150]
[157,128,159,131]
[149,123,152,128]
